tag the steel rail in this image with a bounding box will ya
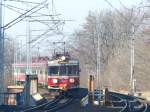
[111,92,149,112]
[21,95,63,112]
[44,98,73,112]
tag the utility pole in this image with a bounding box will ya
[25,5,32,106]
[130,36,135,95]
[19,40,22,63]
[96,23,101,90]
[26,3,32,75]
[26,20,32,74]
[13,39,17,85]
[37,45,40,58]
[0,0,4,104]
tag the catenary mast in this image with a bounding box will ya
[0,0,4,104]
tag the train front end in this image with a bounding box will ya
[47,55,80,91]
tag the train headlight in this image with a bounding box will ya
[52,79,58,83]
[61,56,66,61]
[69,78,75,83]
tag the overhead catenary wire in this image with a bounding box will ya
[4,0,41,5]
[2,3,61,17]
[29,0,69,46]
[3,0,48,30]
[6,6,46,29]
[3,0,68,48]
[1,3,52,28]
[11,29,59,52]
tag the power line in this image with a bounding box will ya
[104,0,146,28]
[119,0,128,9]
[104,0,129,22]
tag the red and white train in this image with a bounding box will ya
[12,54,80,91]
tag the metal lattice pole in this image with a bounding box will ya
[130,37,135,94]
[0,0,4,104]
[96,21,101,90]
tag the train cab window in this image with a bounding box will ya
[48,66,59,76]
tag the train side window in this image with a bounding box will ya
[20,67,25,73]
[14,68,18,73]
[42,69,44,74]
[16,68,20,73]
[45,70,48,75]
[32,70,36,74]
[40,70,43,74]
[35,69,38,74]
[37,70,39,74]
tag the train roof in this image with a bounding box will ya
[48,59,79,66]
[12,62,48,67]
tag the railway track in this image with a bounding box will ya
[44,98,73,112]
[21,93,74,112]
[21,95,63,112]
[1,88,149,112]
[22,97,72,112]
[110,92,150,112]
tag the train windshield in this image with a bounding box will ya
[48,66,59,76]
[67,65,79,76]
[60,65,79,76]
[48,65,79,76]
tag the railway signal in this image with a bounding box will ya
[88,75,94,93]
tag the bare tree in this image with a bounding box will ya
[69,7,145,90]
